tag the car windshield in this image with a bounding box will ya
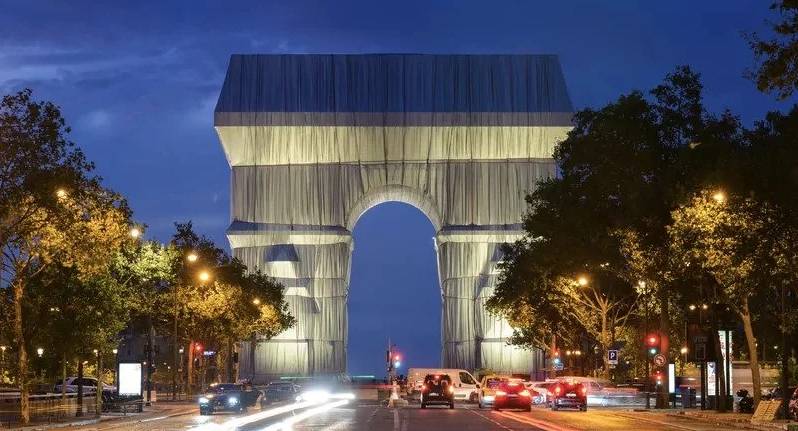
[424,374,451,386]
[207,384,240,393]
[486,378,506,389]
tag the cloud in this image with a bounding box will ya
[79,109,112,131]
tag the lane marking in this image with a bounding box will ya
[260,399,350,430]
[498,410,577,431]
[393,408,400,431]
[468,409,516,430]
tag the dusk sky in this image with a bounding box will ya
[1,1,788,377]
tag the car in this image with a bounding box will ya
[198,383,261,415]
[261,381,300,405]
[478,375,509,408]
[407,368,480,402]
[493,380,532,412]
[528,381,557,406]
[549,380,587,411]
[521,381,545,405]
[54,377,116,394]
[420,374,455,409]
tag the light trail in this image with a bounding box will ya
[259,399,350,430]
[191,400,317,431]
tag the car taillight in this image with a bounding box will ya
[448,386,454,394]
[495,390,506,396]
[519,390,530,397]
[581,387,587,396]
[554,386,562,395]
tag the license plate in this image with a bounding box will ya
[566,393,576,397]
[430,393,439,396]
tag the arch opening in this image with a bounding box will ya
[347,201,441,377]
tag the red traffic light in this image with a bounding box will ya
[195,343,204,352]
[646,334,658,346]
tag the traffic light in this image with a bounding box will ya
[646,334,659,355]
[654,370,663,386]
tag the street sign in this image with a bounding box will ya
[553,362,564,371]
[608,350,619,365]
[653,353,667,367]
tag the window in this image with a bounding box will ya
[459,372,476,385]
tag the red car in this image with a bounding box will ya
[493,380,532,411]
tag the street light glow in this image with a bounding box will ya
[252,298,261,306]
[55,188,67,199]
[701,304,708,310]
[130,227,141,239]
[712,191,726,203]
[680,347,688,354]
[112,349,118,354]
[198,271,211,282]
[36,347,44,357]
[688,304,696,311]
[577,276,588,287]
[187,252,198,263]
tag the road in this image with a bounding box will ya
[63,402,746,431]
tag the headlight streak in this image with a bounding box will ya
[192,400,316,431]
[191,392,356,431]
[259,399,349,431]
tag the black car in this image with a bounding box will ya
[262,381,300,405]
[198,383,261,415]
[493,380,532,412]
[420,374,455,409]
[550,380,587,411]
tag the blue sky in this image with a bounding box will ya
[1,0,788,376]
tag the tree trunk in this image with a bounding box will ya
[186,341,194,397]
[600,311,610,379]
[61,353,67,404]
[710,318,727,412]
[739,299,761,407]
[95,353,102,417]
[657,291,671,408]
[12,277,29,424]
[549,335,557,379]
[249,334,257,382]
[76,359,84,417]
[226,337,234,382]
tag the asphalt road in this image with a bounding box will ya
[63,402,747,431]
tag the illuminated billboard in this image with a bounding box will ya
[118,362,143,396]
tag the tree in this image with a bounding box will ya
[0,89,133,423]
[670,190,798,406]
[748,1,798,99]
[490,67,745,408]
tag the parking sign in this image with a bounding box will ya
[608,350,619,365]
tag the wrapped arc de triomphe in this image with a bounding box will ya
[214,54,573,381]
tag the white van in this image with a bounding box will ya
[406,368,480,402]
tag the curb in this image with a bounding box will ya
[664,412,785,431]
[7,406,196,431]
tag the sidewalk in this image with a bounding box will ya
[7,402,196,431]
[665,410,793,431]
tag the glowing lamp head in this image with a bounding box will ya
[129,227,141,239]
[198,271,211,282]
[55,188,67,199]
[712,191,726,203]
[577,276,588,287]
[186,252,198,263]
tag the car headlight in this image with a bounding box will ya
[227,397,239,405]
[199,397,210,404]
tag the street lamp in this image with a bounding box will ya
[688,304,696,311]
[56,188,67,199]
[577,276,589,287]
[198,271,211,283]
[712,191,726,203]
[130,227,141,239]
[252,298,261,306]
[36,347,44,357]
[186,252,198,263]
